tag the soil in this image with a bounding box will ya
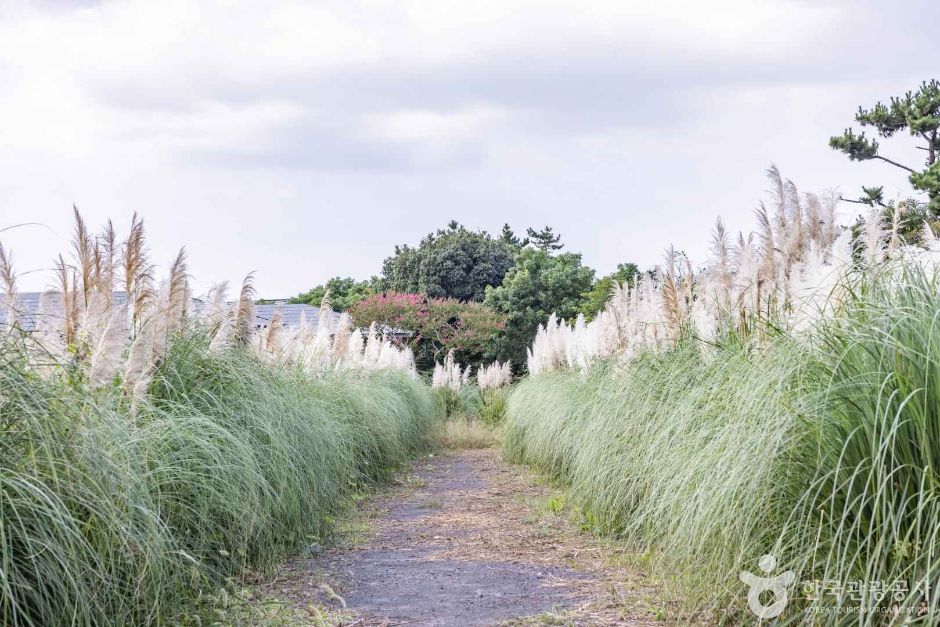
[257,448,667,626]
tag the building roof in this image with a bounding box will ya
[254,303,341,331]
[0,292,341,333]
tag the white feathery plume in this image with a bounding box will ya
[902,222,940,272]
[710,218,733,315]
[204,281,229,323]
[887,203,903,255]
[83,290,127,387]
[344,328,364,369]
[32,291,68,365]
[263,307,284,354]
[0,242,17,330]
[478,360,512,389]
[862,208,885,266]
[363,322,381,368]
[523,170,871,375]
[923,222,939,251]
[377,339,396,369]
[234,274,256,347]
[310,315,333,370]
[124,315,155,404]
[804,193,822,247]
[820,192,840,247]
[432,349,465,390]
[331,312,352,361]
[209,307,234,355]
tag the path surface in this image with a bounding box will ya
[260,449,665,626]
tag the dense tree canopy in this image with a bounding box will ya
[287,221,638,373]
[381,221,519,302]
[579,262,640,319]
[484,249,595,367]
[499,223,527,248]
[288,276,378,310]
[348,292,505,370]
[830,79,940,214]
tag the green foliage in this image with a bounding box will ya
[829,127,880,161]
[910,161,940,207]
[830,79,940,213]
[525,225,563,252]
[432,386,464,419]
[381,221,519,302]
[781,268,940,622]
[436,385,508,426]
[579,262,640,319]
[0,329,435,626]
[504,266,940,622]
[288,276,378,310]
[499,223,527,247]
[484,249,595,367]
[348,292,505,370]
[479,388,509,425]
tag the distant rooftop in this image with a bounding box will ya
[254,303,340,330]
[0,292,341,333]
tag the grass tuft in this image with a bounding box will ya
[505,266,940,623]
[0,326,436,626]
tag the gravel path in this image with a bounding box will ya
[259,448,666,626]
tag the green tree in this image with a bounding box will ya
[348,292,505,370]
[289,276,378,310]
[382,222,519,302]
[499,223,527,247]
[484,249,595,368]
[830,79,940,214]
[579,262,640,319]
[525,225,563,252]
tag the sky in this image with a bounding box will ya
[0,0,937,298]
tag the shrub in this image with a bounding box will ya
[479,388,509,425]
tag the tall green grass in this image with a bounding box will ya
[505,267,940,624]
[0,328,435,626]
[779,268,940,623]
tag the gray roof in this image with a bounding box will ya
[0,291,130,332]
[0,292,341,333]
[254,303,341,331]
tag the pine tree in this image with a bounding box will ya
[830,79,940,214]
[499,223,527,248]
[525,226,563,252]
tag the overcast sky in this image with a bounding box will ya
[0,0,936,298]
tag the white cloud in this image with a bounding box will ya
[0,0,936,296]
[366,106,509,143]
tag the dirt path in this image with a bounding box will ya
[259,449,666,626]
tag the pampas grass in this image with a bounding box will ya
[122,212,153,328]
[244,297,416,376]
[0,242,18,329]
[506,265,940,623]
[524,169,864,374]
[0,333,435,626]
[430,354,512,425]
[431,350,465,390]
[506,338,817,621]
[477,360,511,390]
[508,170,940,623]
[0,208,437,626]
